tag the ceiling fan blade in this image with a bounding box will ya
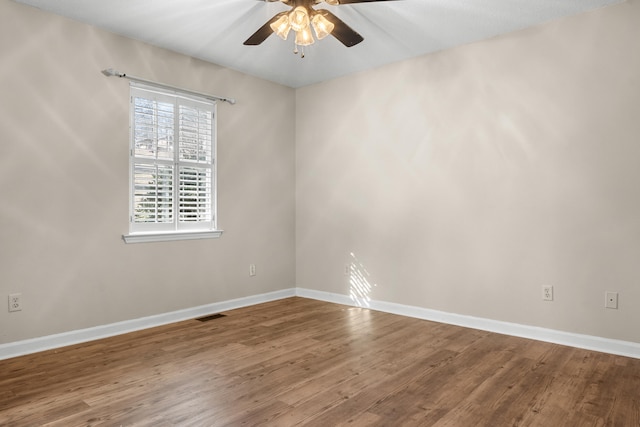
[243,11,287,45]
[259,0,293,4]
[331,0,400,3]
[317,10,364,47]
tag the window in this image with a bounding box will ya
[123,83,222,243]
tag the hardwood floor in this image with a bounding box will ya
[1,297,639,426]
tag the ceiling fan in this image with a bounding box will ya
[244,0,398,55]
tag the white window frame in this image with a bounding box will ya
[123,83,222,244]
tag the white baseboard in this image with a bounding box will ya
[0,288,296,361]
[3,287,639,361]
[295,287,640,360]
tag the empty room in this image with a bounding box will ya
[1,0,639,425]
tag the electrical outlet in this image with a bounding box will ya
[605,292,618,309]
[542,285,553,301]
[249,264,256,277]
[8,293,22,312]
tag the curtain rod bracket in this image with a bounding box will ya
[100,68,236,105]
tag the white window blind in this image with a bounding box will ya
[125,83,220,242]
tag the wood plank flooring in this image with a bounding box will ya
[1,297,639,426]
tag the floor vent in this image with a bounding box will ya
[196,313,227,322]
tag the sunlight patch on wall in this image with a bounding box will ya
[348,252,376,308]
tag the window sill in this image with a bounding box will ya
[122,230,223,244]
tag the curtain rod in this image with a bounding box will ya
[101,68,236,105]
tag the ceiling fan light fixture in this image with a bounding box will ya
[311,13,335,40]
[244,0,369,52]
[270,14,291,40]
[295,24,315,46]
[289,6,310,32]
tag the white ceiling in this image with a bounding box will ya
[16,0,622,88]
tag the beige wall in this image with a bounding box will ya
[0,1,296,343]
[296,0,640,343]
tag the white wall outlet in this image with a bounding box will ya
[249,264,256,277]
[605,291,618,309]
[542,285,553,301]
[8,293,22,312]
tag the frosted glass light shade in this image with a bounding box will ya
[289,6,310,32]
[295,25,315,46]
[312,14,335,40]
[270,15,291,40]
